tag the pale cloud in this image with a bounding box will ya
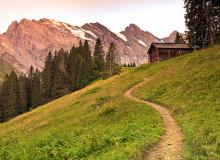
[0,0,186,37]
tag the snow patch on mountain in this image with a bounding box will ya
[116,32,127,42]
[47,20,97,40]
[62,23,91,40]
[138,40,148,47]
[51,20,61,26]
[82,29,98,39]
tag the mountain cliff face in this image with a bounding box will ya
[0,18,180,72]
[82,23,162,65]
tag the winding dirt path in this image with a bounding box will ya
[125,80,184,160]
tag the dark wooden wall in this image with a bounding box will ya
[149,48,193,63]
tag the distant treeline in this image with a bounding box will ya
[123,63,136,67]
[0,39,121,122]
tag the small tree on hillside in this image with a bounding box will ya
[105,42,121,77]
[175,32,185,43]
[132,62,136,67]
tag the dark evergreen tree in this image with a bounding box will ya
[93,39,105,77]
[74,54,85,89]
[82,40,95,84]
[66,45,79,91]
[52,50,69,99]
[26,66,35,110]
[73,48,84,89]
[32,69,43,108]
[175,32,185,43]
[73,41,87,89]
[0,87,3,122]
[0,72,19,121]
[68,40,95,90]
[0,75,10,122]
[184,0,220,48]
[18,75,27,114]
[105,42,121,76]
[132,62,136,67]
[8,71,19,119]
[42,52,53,103]
[213,0,220,43]
[0,87,2,122]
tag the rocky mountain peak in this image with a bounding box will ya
[82,22,110,34]
[125,24,142,32]
[20,18,31,24]
[5,21,19,35]
[39,18,51,23]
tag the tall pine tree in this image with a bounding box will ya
[66,45,79,91]
[0,72,19,121]
[18,75,27,114]
[93,39,105,78]
[0,74,10,122]
[42,52,53,103]
[185,0,220,48]
[32,69,43,108]
[26,66,35,110]
[82,40,95,84]
[105,42,121,77]
[52,49,69,99]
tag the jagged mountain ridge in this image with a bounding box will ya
[0,18,182,72]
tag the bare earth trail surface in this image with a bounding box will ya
[125,80,185,160]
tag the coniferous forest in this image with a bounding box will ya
[0,39,121,122]
[184,0,220,48]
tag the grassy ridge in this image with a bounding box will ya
[134,45,220,159]
[0,70,163,159]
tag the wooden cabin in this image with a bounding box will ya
[148,43,193,63]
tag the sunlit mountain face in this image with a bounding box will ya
[0,18,182,72]
[0,0,185,38]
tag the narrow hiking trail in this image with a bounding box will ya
[125,80,184,160]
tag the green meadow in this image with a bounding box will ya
[0,69,163,160]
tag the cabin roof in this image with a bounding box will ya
[148,43,192,54]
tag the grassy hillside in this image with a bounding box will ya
[0,45,220,159]
[0,70,163,159]
[134,45,220,159]
[0,59,14,82]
